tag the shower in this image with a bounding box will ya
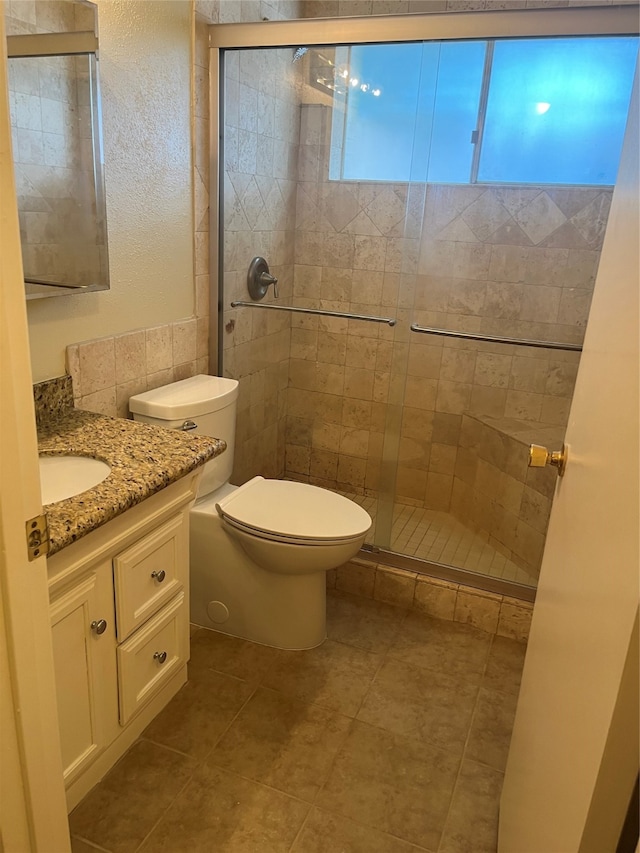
[210,6,638,601]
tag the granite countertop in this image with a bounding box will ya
[39,407,225,556]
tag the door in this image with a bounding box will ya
[50,562,119,788]
[498,71,639,852]
[0,15,71,851]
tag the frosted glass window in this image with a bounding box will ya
[478,37,639,185]
[340,43,424,182]
[422,41,486,183]
[330,35,638,186]
[335,42,485,183]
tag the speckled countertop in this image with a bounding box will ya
[36,378,225,556]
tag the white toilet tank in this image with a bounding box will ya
[129,375,239,498]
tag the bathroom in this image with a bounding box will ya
[1,0,638,851]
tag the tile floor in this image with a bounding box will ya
[344,493,536,587]
[69,590,527,853]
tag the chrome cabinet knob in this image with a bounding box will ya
[153,651,167,664]
[91,619,108,635]
[528,443,567,477]
[151,570,166,583]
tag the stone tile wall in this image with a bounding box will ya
[194,0,619,511]
[286,101,609,517]
[452,414,560,579]
[196,2,304,486]
[220,45,300,484]
[65,319,208,418]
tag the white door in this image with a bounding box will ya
[0,16,71,851]
[498,73,640,852]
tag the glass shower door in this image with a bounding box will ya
[369,33,637,589]
[216,26,637,596]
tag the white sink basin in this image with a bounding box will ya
[39,454,111,505]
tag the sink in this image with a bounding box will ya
[39,454,111,504]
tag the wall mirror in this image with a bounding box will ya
[5,0,110,299]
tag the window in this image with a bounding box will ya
[328,36,638,186]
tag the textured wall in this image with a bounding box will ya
[22,0,194,382]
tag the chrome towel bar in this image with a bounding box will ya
[410,323,583,352]
[230,301,397,326]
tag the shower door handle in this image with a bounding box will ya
[529,444,568,477]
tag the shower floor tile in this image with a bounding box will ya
[340,493,537,587]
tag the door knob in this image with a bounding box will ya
[528,443,567,477]
[91,619,108,635]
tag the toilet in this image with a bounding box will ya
[129,375,371,649]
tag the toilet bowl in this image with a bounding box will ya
[129,375,372,649]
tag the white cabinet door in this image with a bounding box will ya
[50,560,119,787]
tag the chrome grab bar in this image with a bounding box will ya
[410,323,583,352]
[230,301,397,326]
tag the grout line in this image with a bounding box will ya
[70,836,113,853]
[133,773,194,853]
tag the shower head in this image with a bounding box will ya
[292,47,308,63]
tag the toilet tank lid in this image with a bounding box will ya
[129,375,238,420]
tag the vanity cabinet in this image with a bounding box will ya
[47,473,199,811]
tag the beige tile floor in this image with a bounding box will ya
[343,493,537,587]
[69,591,526,853]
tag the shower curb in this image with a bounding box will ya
[328,557,532,643]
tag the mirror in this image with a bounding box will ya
[5,1,110,299]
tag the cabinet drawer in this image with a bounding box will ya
[114,514,186,641]
[117,592,188,725]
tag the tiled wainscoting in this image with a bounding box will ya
[329,558,533,642]
[65,320,209,420]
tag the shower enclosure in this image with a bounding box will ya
[211,7,638,600]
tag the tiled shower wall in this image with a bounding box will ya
[192,1,617,513]
[195,2,305,486]
[286,100,610,516]
[220,45,300,484]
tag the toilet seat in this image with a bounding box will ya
[215,476,371,545]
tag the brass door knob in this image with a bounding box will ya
[528,443,567,477]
